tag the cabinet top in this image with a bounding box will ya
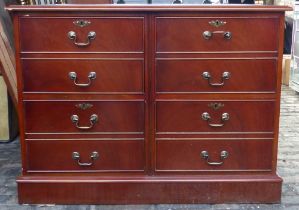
[6,5,292,13]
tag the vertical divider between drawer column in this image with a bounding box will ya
[144,13,150,175]
[146,12,156,175]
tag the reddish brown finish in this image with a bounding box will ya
[24,101,144,133]
[156,59,277,93]
[156,17,279,52]
[6,5,289,204]
[19,17,144,52]
[156,101,275,133]
[17,175,282,204]
[26,140,145,171]
[22,59,144,93]
[156,140,272,171]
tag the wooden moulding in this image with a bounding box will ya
[17,175,282,204]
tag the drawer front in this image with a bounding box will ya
[27,140,144,171]
[156,140,272,171]
[156,17,278,52]
[20,17,144,52]
[24,101,144,133]
[23,59,144,93]
[156,59,277,93]
[156,101,275,133]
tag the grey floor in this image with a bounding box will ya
[0,85,299,210]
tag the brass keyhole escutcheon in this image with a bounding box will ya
[208,102,224,110]
[209,20,227,28]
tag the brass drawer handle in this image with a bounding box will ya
[201,150,229,166]
[71,114,98,130]
[202,31,232,40]
[202,71,230,87]
[67,31,96,47]
[72,151,99,166]
[202,112,229,127]
[69,72,96,87]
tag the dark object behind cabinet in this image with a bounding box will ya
[0,68,18,142]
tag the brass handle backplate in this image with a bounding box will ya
[202,112,229,127]
[201,150,229,166]
[202,31,232,40]
[69,72,96,87]
[202,71,230,87]
[72,151,99,166]
[67,31,96,47]
[71,114,98,130]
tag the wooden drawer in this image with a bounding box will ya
[20,17,144,52]
[156,101,275,133]
[156,140,272,171]
[27,140,144,171]
[156,17,278,52]
[156,59,277,93]
[24,101,144,133]
[22,59,144,93]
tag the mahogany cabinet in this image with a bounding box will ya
[7,4,291,204]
